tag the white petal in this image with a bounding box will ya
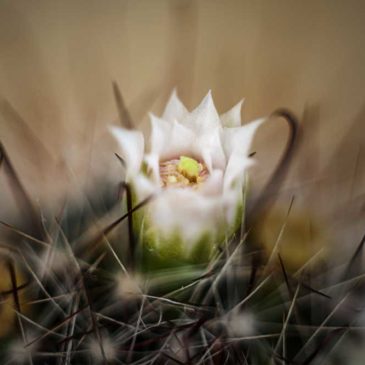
[150,114,197,160]
[179,91,226,169]
[196,128,226,170]
[200,169,223,196]
[149,114,170,155]
[223,187,243,226]
[149,189,224,251]
[220,99,244,128]
[162,89,188,122]
[200,149,213,172]
[224,154,253,192]
[181,90,221,133]
[169,120,197,158]
[144,153,160,185]
[110,126,145,179]
[223,117,265,158]
[222,129,255,211]
[133,173,160,202]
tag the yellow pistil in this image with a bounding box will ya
[177,156,200,182]
[160,156,208,188]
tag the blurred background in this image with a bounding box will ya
[0,0,364,279]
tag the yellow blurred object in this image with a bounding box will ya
[253,206,328,272]
[0,256,26,338]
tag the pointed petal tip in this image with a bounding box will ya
[248,116,267,127]
[109,124,120,133]
[148,112,156,120]
[109,125,127,140]
[171,87,178,97]
[149,112,167,126]
[220,99,245,128]
[194,89,218,114]
[204,89,213,103]
[162,89,188,122]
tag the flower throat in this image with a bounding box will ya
[159,156,209,188]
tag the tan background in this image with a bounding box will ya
[0,0,364,248]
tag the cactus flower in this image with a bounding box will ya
[111,91,264,269]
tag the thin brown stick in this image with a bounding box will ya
[112,81,134,129]
[0,142,45,239]
[248,108,300,224]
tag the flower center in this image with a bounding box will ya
[160,156,209,188]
